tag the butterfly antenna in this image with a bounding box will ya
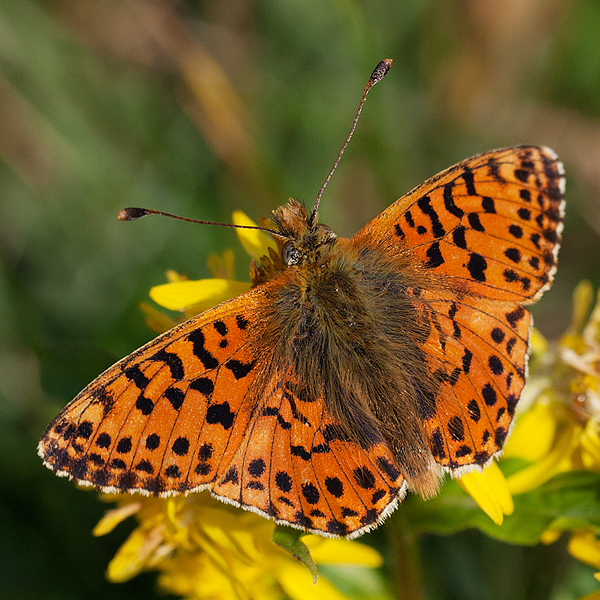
[308,58,393,227]
[118,207,282,238]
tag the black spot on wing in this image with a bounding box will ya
[467,213,485,232]
[443,182,464,218]
[394,223,405,239]
[462,168,477,195]
[425,242,444,268]
[506,306,526,328]
[417,195,445,238]
[186,330,218,370]
[377,456,400,480]
[116,437,132,453]
[275,471,292,493]
[236,315,249,330]
[509,224,523,239]
[76,421,93,439]
[482,384,497,406]
[189,377,214,397]
[481,197,496,213]
[325,477,344,498]
[353,467,375,490]
[467,399,481,422]
[466,253,487,282]
[225,358,256,380]
[165,387,185,411]
[453,226,467,249]
[291,445,311,461]
[172,437,190,456]
[430,428,446,459]
[152,349,185,380]
[248,458,266,477]
[206,402,235,429]
[301,482,320,504]
[448,416,465,441]
[124,365,150,390]
[213,320,228,336]
[136,394,154,415]
[514,169,529,183]
[96,433,111,449]
[504,248,521,263]
[145,433,160,450]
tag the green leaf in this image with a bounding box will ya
[272,525,318,583]
[401,470,600,546]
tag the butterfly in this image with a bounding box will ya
[38,63,565,540]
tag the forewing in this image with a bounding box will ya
[38,287,268,495]
[357,146,565,302]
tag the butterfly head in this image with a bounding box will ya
[271,199,338,267]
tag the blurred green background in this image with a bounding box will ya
[1,1,600,599]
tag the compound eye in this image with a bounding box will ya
[314,223,337,242]
[282,241,300,265]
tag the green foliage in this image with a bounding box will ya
[403,470,600,545]
[273,526,319,583]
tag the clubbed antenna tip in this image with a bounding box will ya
[309,59,393,226]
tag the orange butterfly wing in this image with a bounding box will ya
[353,145,564,471]
[39,284,404,537]
[361,146,564,302]
[410,290,531,469]
[40,289,265,494]
[212,369,404,537]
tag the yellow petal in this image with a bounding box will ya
[530,328,549,356]
[506,420,581,495]
[165,269,189,283]
[150,279,250,312]
[93,501,143,536]
[540,528,562,545]
[503,398,557,461]
[107,524,166,582]
[278,562,350,600]
[206,249,236,279]
[568,530,600,570]
[304,536,383,567]
[581,419,600,470]
[233,210,276,260]
[567,280,594,338]
[138,301,178,333]
[458,463,513,525]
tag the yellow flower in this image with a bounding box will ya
[498,281,600,587]
[457,462,514,525]
[504,282,600,494]
[94,493,383,600]
[568,530,600,584]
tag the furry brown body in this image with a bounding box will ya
[251,200,444,497]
